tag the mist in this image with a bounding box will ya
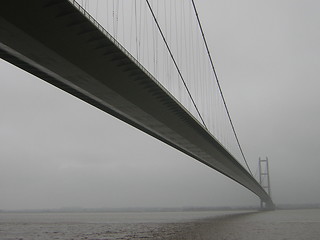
[1,0,320,210]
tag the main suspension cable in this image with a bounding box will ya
[145,0,207,129]
[190,0,253,176]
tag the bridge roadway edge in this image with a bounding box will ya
[0,0,273,206]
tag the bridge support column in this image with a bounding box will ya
[259,157,275,210]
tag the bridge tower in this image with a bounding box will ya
[258,157,274,209]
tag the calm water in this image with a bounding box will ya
[0,209,320,239]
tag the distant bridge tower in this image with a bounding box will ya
[259,157,273,209]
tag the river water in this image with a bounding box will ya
[0,209,319,239]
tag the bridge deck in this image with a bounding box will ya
[0,0,272,205]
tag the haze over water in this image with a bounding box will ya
[1,1,320,239]
[1,209,320,240]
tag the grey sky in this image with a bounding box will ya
[1,0,320,210]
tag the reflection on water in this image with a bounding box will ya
[0,209,320,240]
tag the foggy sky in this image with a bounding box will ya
[1,0,320,210]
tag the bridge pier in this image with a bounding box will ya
[260,200,276,211]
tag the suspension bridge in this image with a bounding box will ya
[0,0,274,209]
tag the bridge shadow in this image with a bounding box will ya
[162,210,267,240]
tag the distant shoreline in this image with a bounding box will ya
[1,204,319,213]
